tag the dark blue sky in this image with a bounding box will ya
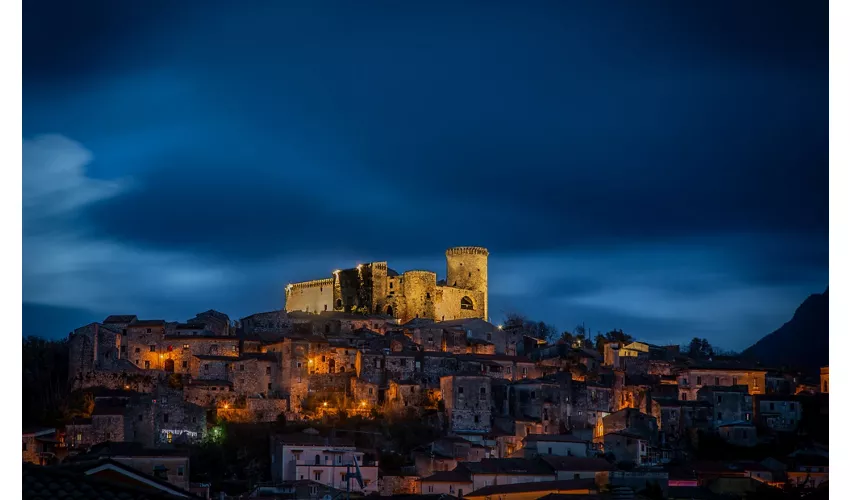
[23,1,827,350]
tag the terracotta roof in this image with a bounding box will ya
[460,458,554,475]
[539,456,614,472]
[466,478,595,497]
[103,315,138,324]
[419,470,472,483]
[130,320,167,327]
[23,460,196,500]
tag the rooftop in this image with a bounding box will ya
[419,470,472,483]
[539,456,613,472]
[103,315,137,324]
[465,478,596,497]
[524,434,588,444]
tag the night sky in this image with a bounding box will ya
[23,1,828,350]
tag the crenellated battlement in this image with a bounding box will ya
[446,246,489,257]
[372,262,388,270]
[286,278,334,292]
[404,270,437,276]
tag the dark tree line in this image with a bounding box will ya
[23,336,74,427]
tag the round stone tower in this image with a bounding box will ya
[445,246,489,320]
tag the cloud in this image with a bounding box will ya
[22,135,240,313]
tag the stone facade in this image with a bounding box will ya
[285,247,489,324]
[379,475,419,496]
[441,375,492,434]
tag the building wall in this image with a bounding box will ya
[285,279,334,314]
[380,476,419,496]
[820,367,829,393]
[757,398,802,431]
[679,369,767,400]
[420,481,473,497]
[441,375,492,434]
[112,456,190,491]
[470,473,556,493]
[527,440,588,458]
[280,445,378,494]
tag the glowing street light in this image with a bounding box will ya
[323,401,328,407]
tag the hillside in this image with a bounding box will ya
[741,288,828,376]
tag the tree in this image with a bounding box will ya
[23,336,72,427]
[687,338,714,359]
[604,329,633,345]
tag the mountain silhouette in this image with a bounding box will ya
[741,288,828,376]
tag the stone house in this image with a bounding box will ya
[718,422,757,447]
[412,436,488,477]
[441,374,493,435]
[820,366,829,393]
[571,381,614,429]
[678,364,767,401]
[754,394,802,432]
[271,431,379,494]
[230,353,278,396]
[188,309,231,336]
[696,385,753,428]
[600,431,650,465]
[521,434,588,458]
[386,380,424,411]
[418,352,460,386]
[651,398,713,446]
[459,457,557,492]
[22,428,59,465]
[240,310,289,334]
[379,475,419,496]
[418,470,473,497]
[594,408,659,450]
[350,377,380,407]
[436,318,504,354]
[498,379,564,435]
[539,456,613,481]
[75,441,192,491]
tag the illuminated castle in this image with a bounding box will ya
[285,247,489,324]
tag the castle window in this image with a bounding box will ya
[426,293,431,299]
[324,305,328,311]
[336,299,342,308]
[461,297,474,310]
[390,282,394,289]
[468,272,471,277]
[149,345,156,352]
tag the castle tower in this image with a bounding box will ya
[445,246,489,321]
[370,262,389,315]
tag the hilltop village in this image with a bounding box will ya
[22,248,829,500]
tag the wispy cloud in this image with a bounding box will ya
[22,135,240,313]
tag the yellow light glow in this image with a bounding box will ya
[497,325,503,330]
[360,401,366,407]
[223,403,229,409]
[308,359,313,364]
[357,264,363,270]
[323,401,328,407]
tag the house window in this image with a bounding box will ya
[147,328,152,333]
[487,332,492,341]
[266,367,272,375]
[368,388,373,395]
[337,455,342,464]
[314,471,322,481]
[182,361,188,368]
[192,417,197,423]
[428,486,434,493]
[531,391,536,399]
[167,432,173,443]
[240,364,245,372]
[232,346,238,352]
[696,376,702,385]
[164,413,169,423]
[717,412,722,420]
[309,486,317,495]
[315,455,321,465]
[474,415,480,423]
[204,364,209,371]
[145,360,150,369]
[268,383,272,390]
[325,455,329,464]
[522,367,528,376]
[717,396,722,403]
[149,345,156,352]
[458,387,464,395]
[480,387,487,399]
[297,362,302,368]
[177,466,184,476]
[135,347,141,353]
[733,377,738,385]
[770,403,775,411]
[183,344,190,350]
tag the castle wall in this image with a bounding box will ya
[370,262,389,315]
[434,287,486,322]
[285,279,334,314]
[402,271,437,323]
